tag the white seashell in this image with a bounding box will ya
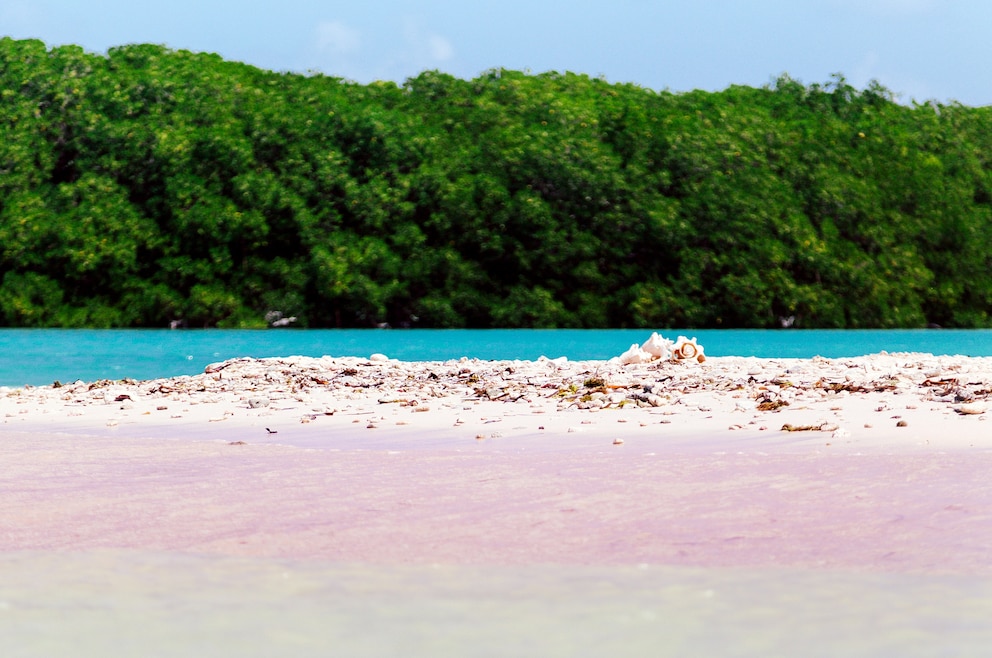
[640,332,673,360]
[618,343,653,365]
[672,336,706,363]
[369,353,389,362]
[955,403,986,415]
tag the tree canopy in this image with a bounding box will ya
[1,38,991,328]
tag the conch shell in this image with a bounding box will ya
[640,332,673,360]
[615,333,706,366]
[672,336,706,363]
[618,343,654,365]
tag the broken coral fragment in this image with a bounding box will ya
[640,332,674,360]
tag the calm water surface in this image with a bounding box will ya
[2,328,992,386]
[3,552,990,658]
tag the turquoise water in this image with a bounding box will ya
[1,328,991,387]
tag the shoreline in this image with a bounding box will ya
[3,351,990,451]
[2,352,991,573]
[2,352,991,574]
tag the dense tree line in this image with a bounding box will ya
[1,37,991,328]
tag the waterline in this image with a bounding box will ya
[2,328,991,387]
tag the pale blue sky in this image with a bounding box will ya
[2,0,990,105]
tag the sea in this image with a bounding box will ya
[2,328,992,387]
[3,553,989,658]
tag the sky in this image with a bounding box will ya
[2,0,990,106]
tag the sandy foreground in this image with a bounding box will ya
[4,351,992,655]
[2,350,991,572]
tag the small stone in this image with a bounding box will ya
[613,438,624,445]
[896,420,908,427]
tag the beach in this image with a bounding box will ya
[3,351,992,655]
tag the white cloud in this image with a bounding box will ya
[427,34,453,62]
[848,50,935,102]
[307,17,454,82]
[399,19,455,67]
[315,20,361,54]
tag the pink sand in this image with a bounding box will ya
[3,426,990,574]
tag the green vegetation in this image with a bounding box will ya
[1,37,991,328]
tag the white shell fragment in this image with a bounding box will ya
[955,403,986,415]
[618,343,654,365]
[616,332,706,365]
[641,332,674,360]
